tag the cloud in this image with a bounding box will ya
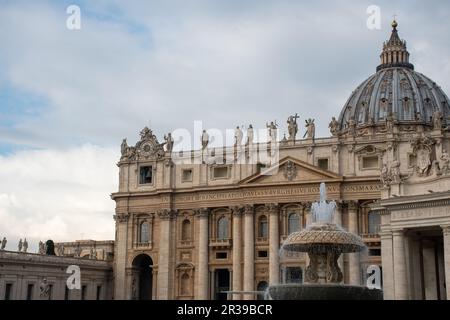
[0,1,449,247]
[0,144,118,251]
[1,0,448,150]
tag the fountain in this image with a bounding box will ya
[268,183,383,300]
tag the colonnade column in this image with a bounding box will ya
[243,205,255,300]
[392,229,409,300]
[347,201,360,285]
[267,203,280,285]
[195,208,210,300]
[380,229,395,300]
[231,206,243,300]
[113,213,129,300]
[157,209,175,300]
[441,225,450,300]
[333,201,345,279]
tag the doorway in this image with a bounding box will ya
[214,269,230,300]
[132,254,153,300]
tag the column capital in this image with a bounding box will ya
[264,203,279,214]
[392,228,405,236]
[332,200,344,210]
[157,209,177,220]
[194,208,210,218]
[243,204,254,215]
[441,225,450,236]
[114,213,129,223]
[347,200,358,211]
[230,206,243,217]
[302,202,312,211]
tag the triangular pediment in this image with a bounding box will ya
[239,156,342,185]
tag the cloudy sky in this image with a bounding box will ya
[0,0,449,251]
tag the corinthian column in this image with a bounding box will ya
[442,225,450,300]
[157,209,175,299]
[347,201,360,285]
[195,208,209,300]
[231,206,243,300]
[392,229,408,300]
[333,201,344,279]
[243,205,254,300]
[267,203,280,285]
[113,213,129,300]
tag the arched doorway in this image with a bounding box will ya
[132,254,153,300]
[256,281,268,300]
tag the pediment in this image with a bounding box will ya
[239,156,342,185]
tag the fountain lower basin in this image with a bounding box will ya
[268,284,383,300]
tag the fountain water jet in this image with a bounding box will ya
[268,183,382,300]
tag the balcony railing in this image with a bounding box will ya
[134,241,152,249]
[209,238,232,248]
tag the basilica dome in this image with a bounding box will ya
[337,21,450,130]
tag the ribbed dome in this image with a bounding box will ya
[338,22,450,130]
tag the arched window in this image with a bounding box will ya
[288,213,300,234]
[181,219,191,240]
[217,216,229,240]
[258,216,268,238]
[180,273,190,296]
[140,221,150,243]
[368,212,381,234]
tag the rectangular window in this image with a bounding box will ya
[213,166,229,179]
[26,284,34,300]
[216,252,227,259]
[362,156,379,169]
[369,249,381,256]
[182,169,193,182]
[81,285,87,300]
[4,283,12,300]
[318,158,329,171]
[139,166,153,184]
[408,154,417,168]
[96,286,102,300]
[258,250,268,258]
[65,286,70,300]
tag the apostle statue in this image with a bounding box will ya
[266,121,278,143]
[164,133,174,152]
[380,163,389,187]
[440,149,450,174]
[201,130,209,149]
[389,160,401,184]
[328,117,339,136]
[287,114,299,141]
[1,237,6,250]
[23,238,28,253]
[304,119,315,139]
[18,238,23,252]
[39,277,50,299]
[347,118,356,136]
[246,124,254,145]
[121,138,128,156]
[234,126,243,146]
[432,111,443,130]
[38,241,45,254]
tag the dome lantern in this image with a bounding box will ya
[377,20,414,72]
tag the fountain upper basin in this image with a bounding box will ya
[282,223,366,253]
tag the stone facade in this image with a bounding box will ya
[111,21,450,300]
[0,250,113,300]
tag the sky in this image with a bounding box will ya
[0,0,449,252]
